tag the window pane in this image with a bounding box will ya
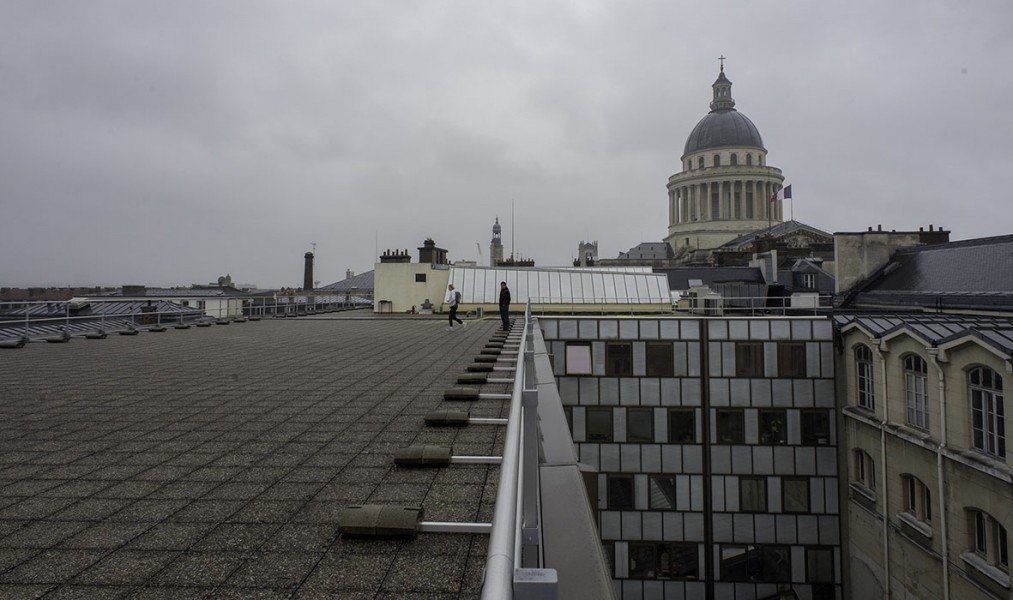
[778,342,807,378]
[566,343,592,375]
[629,543,656,578]
[669,409,696,443]
[783,478,809,512]
[801,410,831,445]
[586,408,613,442]
[721,545,751,581]
[649,476,677,510]
[740,477,767,512]
[660,543,699,579]
[608,475,634,510]
[806,547,834,583]
[716,410,745,444]
[763,546,792,582]
[646,342,674,377]
[735,342,764,377]
[759,410,787,444]
[628,408,654,443]
[606,342,633,376]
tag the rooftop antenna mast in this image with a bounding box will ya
[511,200,515,260]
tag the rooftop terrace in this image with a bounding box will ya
[0,313,525,598]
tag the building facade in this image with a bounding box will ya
[540,315,843,600]
[665,65,786,262]
[836,315,1012,599]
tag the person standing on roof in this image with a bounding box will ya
[499,281,511,331]
[444,284,465,330]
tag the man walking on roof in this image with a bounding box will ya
[445,284,465,330]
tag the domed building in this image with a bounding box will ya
[664,64,786,262]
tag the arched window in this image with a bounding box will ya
[969,367,1005,458]
[855,345,875,410]
[713,154,721,167]
[966,509,1009,571]
[901,474,931,525]
[853,449,875,492]
[746,154,753,166]
[730,153,738,166]
[698,157,704,169]
[904,355,929,430]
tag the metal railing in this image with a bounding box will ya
[0,295,370,340]
[482,301,555,599]
[521,293,834,317]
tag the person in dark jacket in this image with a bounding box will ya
[498,281,511,330]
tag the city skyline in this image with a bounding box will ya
[2,1,1012,288]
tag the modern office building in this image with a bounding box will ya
[539,314,842,600]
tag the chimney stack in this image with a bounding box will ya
[303,252,314,290]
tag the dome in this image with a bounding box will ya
[683,109,765,155]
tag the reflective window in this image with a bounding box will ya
[970,366,1005,458]
[778,342,807,378]
[759,409,787,445]
[627,408,654,443]
[605,342,632,376]
[586,408,613,442]
[607,474,634,509]
[649,475,677,510]
[740,477,767,512]
[782,477,809,512]
[645,342,674,377]
[904,354,929,430]
[801,410,831,445]
[716,409,744,444]
[735,342,765,377]
[855,344,875,410]
[668,409,696,443]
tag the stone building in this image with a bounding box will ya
[665,64,787,262]
[835,234,1013,599]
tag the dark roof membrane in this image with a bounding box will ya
[684,109,765,155]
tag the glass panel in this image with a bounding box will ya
[759,410,787,444]
[586,407,613,442]
[669,409,696,443]
[566,344,592,375]
[783,478,810,512]
[628,408,654,443]
[538,270,550,304]
[604,273,618,301]
[561,271,573,303]
[649,476,677,510]
[608,475,634,509]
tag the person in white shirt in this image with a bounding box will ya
[444,284,465,330]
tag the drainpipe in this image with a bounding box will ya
[872,339,891,599]
[927,348,950,600]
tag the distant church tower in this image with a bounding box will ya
[664,59,786,261]
[489,217,504,267]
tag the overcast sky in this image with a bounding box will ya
[2,1,1011,289]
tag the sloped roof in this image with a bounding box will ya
[318,270,375,292]
[719,220,832,251]
[656,266,765,290]
[616,242,674,260]
[843,235,1013,311]
[835,313,1013,358]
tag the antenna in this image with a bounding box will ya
[476,242,482,258]
[511,200,515,259]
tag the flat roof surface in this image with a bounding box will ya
[0,313,508,598]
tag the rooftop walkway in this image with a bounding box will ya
[0,313,509,599]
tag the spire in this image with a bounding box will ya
[492,217,501,236]
[710,55,735,112]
